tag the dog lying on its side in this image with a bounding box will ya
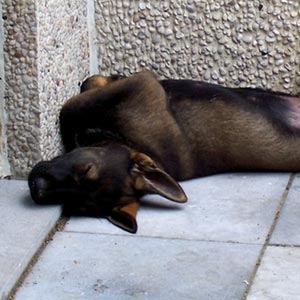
[28,70,300,233]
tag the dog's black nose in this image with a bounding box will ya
[28,161,52,204]
[28,177,49,203]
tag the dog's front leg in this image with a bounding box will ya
[59,71,159,151]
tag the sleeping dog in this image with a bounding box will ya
[28,71,300,233]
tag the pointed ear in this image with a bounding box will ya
[107,201,140,233]
[130,152,187,203]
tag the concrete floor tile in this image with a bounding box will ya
[0,179,61,299]
[15,232,261,300]
[65,173,290,244]
[270,175,300,246]
[246,246,300,300]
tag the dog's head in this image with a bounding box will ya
[28,144,187,233]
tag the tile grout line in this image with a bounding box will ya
[62,228,265,246]
[7,217,68,300]
[268,243,300,248]
[242,173,296,300]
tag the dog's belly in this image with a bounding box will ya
[282,96,300,130]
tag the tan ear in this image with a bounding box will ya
[130,153,187,203]
[107,201,140,233]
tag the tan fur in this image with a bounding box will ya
[115,73,195,178]
[64,71,300,178]
[176,99,300,172]
[94,76,109,87]
[29,70,300,233]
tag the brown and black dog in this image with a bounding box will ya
[28,70,300,233]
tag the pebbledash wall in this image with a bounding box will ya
[95,0,300,90]
[2,0,90,177]
[1,0,300,177]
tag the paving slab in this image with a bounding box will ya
[270,174,300,246]
[65,173,291,244]
[246,245,300,300]
[0,179,62,300]
[14,231,261,300]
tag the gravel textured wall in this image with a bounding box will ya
[3,0,39,177]
[1,0,300,177]
[3,0,89,177]
[0,1,10,177]
[37,0,89,160]
[95,0,300,94]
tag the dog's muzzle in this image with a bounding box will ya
[28,161,52,203]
